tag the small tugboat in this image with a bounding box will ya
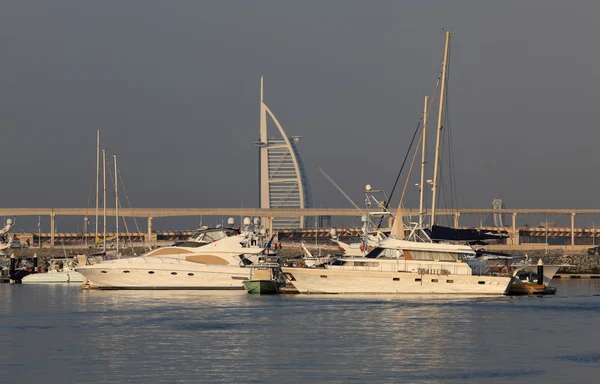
[243,259,286,294]
[507,258,568,295]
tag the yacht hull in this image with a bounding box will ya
[282,267,512,295]
[77,262,250,290]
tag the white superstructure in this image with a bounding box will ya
[76,227,269,290]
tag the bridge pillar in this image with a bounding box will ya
[147,217,153,248]
[50,211,55,249]
[571,213,576,246]
[453,212,460,228]
[511,213,518,245]
[265,217,273,237]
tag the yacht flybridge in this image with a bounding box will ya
[76,222,273,290]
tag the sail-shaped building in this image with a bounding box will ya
[257,77,311,229]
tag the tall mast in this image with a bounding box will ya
[431,30,451,226]
[102,149,107,253]
[95,129,100,242]
[114,154,119,257]
[419,95,428,227]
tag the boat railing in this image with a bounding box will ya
[245,263,281,269]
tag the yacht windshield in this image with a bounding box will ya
[188,229,238,242]
[204,231,227,242]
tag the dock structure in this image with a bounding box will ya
[2,208,600,249]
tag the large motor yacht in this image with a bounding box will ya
[283,31,567,295]
[284,237,519,295]
[76,226,271,290]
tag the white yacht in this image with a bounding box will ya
[75,227,270,290]
[284,31,567,295]
[22,257,84,284]
[283,237,519,295]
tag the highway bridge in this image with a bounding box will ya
[1,207,599,248]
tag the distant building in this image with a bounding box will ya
[492,198,505,227]
[257,77,311,229]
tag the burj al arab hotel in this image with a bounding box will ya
[256,77,311,229]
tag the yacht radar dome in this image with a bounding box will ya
[243,217,251,226]
[365,184,372,191]
[227,217,235,226]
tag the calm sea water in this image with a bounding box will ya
[1,280,600,384]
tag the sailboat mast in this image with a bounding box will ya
[431,30,451,227]
[95,129,100,241]
[419,95,428,227]
[102,149,107,253]
[114,154,119,257]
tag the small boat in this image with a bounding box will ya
[505,258,568,295]
[21,257,84,284]
[243,260,286,294]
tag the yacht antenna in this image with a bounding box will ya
[419,95,428,227]
[431,30,451,227]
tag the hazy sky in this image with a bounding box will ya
[1,0,599,222]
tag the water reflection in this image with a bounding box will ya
[1,281,600,383]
